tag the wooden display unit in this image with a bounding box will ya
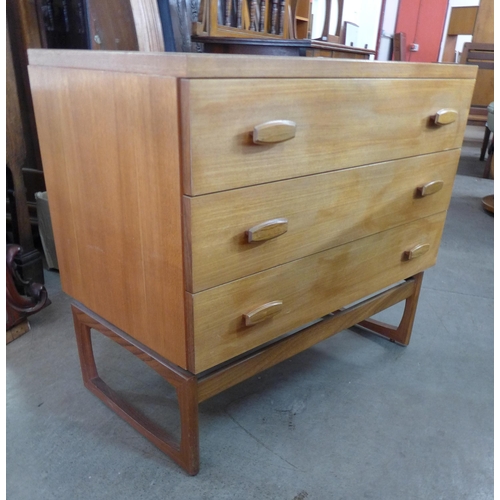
[294,0,310,39]
[195,0,292,38]
[28,50,477,475]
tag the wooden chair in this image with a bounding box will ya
[460,43,494,168]
[460,43,494,124]
[459,44,494,211]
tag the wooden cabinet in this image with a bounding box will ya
[28,51,477,474]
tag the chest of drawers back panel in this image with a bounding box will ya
[28,51,477,376]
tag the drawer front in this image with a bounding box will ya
[181,78,473,195]
[192,212,446,372]
[185,150,459,292]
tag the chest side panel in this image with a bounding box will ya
[29,66,189,369]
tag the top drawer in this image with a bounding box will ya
[181,78,474,195]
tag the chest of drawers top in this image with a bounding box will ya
[28,49,477,79]
[28,51,476,374]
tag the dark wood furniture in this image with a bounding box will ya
[29,50,476,475]
[195,36,374,58]
[195,0,297,39]
[6,0,137,285]
[194,0,345,44]
[6,1,46,285]
[6,244,50,342]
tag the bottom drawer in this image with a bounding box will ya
[191,212,446,372]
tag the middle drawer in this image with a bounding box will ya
[184,150,459,292]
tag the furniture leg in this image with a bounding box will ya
[356,272,424,345]
[483,138,494,179]
[71,303,200,475]
[70,275,423,474]
[480,125,491,161]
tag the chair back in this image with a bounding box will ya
[461,42,494,122]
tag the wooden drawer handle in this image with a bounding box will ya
[253,120,296,144]
[244,301,283,326]
[434,109,458,125]
[417,180,444,197]
[247,218,288,242]
[404,244,430,261]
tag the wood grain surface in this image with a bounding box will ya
[197,278,417,401]
[472,0,493,44]
[129,0,165,51]
[447,7,478,35]
[470,69,494,107]
[27,51,476,375]
[28,49,478,80]
[184,151,459,292]
[191,212,446,372]
[182,78,474,194]
[29,67,188,368]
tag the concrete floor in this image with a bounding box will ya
[7,126,493,499]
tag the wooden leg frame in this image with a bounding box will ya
[357,272,424,345]
[72,307,200,475]
[72,272,424,475]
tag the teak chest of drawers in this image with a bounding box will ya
[28,50,476,475]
